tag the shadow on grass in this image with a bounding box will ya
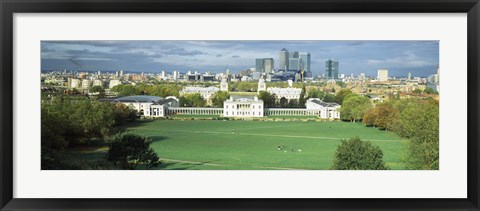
[147,136,168,143]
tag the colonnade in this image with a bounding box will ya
[167,107,223,115]
[264,109,321,116]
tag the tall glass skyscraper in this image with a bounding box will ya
[279,48,289,71]
[325,59,339,79]
[255,58,265,72]
[255,58,274,73]
[299,52,311,72]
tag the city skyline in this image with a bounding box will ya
[41,40,439,77]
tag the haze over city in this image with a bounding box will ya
[41,40,439,77]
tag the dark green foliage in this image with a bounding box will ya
[323,93,336,102]
[107,132,160,169]
[258,91,277,108]
[111,83,181,97]
[396,100,439,170]
[331,137,389,170]
[335,89,353,105]
[41,96,138,169]
[211,91,230,107]
[179,93,206,107]
[340,94,373,122]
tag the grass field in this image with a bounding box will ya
[110,120,407,170]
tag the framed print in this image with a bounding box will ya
[1,0,479,210]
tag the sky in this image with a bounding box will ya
[41,40,439,77]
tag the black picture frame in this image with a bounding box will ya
[1,0,479,210]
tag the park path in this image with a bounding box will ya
[161,158,302,170]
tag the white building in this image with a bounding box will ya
[82,79,91,90]
[258,78,267,92]
[220,78,229,91]
[180,86,220,102]
[70,79,81,88]
[377,69,389,82]
[267,87,302,100]
[223,97,264,117]
[109,79,121,89]
[143,96,179,117]
[100,95,179,117]
[92,79,104,87]
[305,98,341,119]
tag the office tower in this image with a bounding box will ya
[263,58,274,73]
[279,48,289,71]
[120,70,124,76]
[408,72,412,80]
[255,58,274,73]
[299,52,311,72]
[359,73,366,80]
[255,58,265,73]
[377,69,389,81]
[325,59,339,79]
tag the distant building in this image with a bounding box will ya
[408,72,412,80]
[267,87,302,101]
[70,79,81,88]
[279,48,289,71]
[257,78,267,92]
[220,78,229,91]
[180,86,220,103]
[93,79,104,87]
[82,79,91,90]
[325,59,339,79]
[305,98,341,119]
[223,97,264,117]
[109,79,121,89]
[377,69,389,82]
[255,58,274,73]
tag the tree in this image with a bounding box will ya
[397,100,439,170]
[211,91,230,107]
[340,94,372,122]
[423,87,436,94]
[323,93,336,102]
[335,89,353,105]
[89,85,104,94]
[179,93,206,107]
[362,102,399,130]
[111,84,139,96]
[279,97,288,108]
[299,84,307,105]
[107,132,160,170]
[331,137,389,170]
[258,91,277,108]
[308,89,325,99]
[412,88,422,94]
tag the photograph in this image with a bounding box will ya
[40,40,440,170]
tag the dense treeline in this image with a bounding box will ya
[111,84,181,97]
[361,98,439,169]
[41,96,137,169]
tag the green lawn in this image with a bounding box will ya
[116,120,407,170]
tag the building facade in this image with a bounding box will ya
[223,97,264,117]
[180,86,220,103]
[377,69,389,82]
[325,59,339,79]
[305,98,341,119]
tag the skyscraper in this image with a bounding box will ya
[255,58,274,73]
[264,58,274,73]
[299,52,311,73]
[325,59,339,79]
[279,48,289,71]
[255,58,265,72]
[288,51,300,72]
[377,69,388,81]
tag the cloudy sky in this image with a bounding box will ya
[41,40,439,77]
